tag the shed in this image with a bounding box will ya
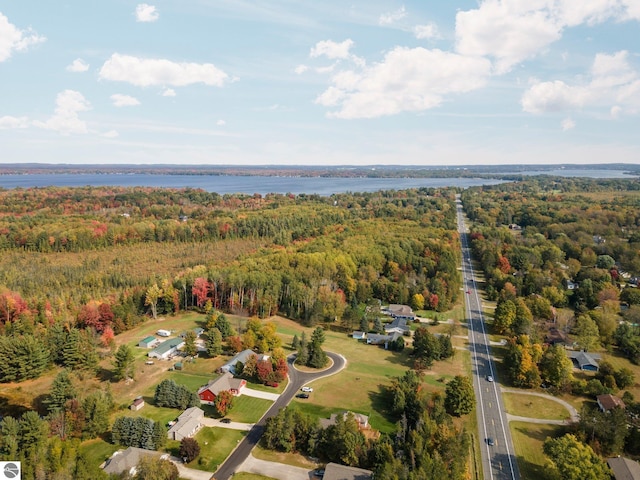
[138,336,158,349]
[129,398,145,411]
[174,362,183,371]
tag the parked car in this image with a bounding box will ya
[314,468,325,477]
[220,418,231,424]
[296,393,310,399]
[301,386,313,392]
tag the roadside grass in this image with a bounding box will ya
[252,445,319,470]
[79,438,119,466]
[510,422,562,480]
[233,473,278,480]
[188,427,247,472]
[502,393,570,420]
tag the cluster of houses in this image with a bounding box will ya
[352,304,415,349]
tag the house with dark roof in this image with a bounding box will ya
[167,407,204,441]
[383,304,416,320]
[323,462,373,480]
[197,372,247,404]
[102,447,167,476]
[148,337,185,360]
[567,350,601,371]
[384,317,411,335]
[597,394,626,412]
[608,456,640,480]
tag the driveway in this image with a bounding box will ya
[201,418,253,431]
[501,387,580,423]
[238,454,316,480]
[242,387,280,401]
[169,456,214,480]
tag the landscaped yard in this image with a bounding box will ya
[79,438,119,467]
[252,445,319,470]
[227,395,274,423]
[189,427,247,472]
[503,393,571,421]
[510,421,562,480]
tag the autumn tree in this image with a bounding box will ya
[179,437,200,463]
[214,390,234,416]
[445,375,475,417]
[493,299,516,334]
[540,344,573,388]
[145,283,162,319]
[543,434,610,480]
[183,330,198,357]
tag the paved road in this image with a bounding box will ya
[456,195,520,480]
[501,387,579,424]
[213,351,346,480]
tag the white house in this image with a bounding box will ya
[148,337,185,360]
[167,407,205,441]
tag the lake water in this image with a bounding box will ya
[0,169,635,195]
[0,173,507,195]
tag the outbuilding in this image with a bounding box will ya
[138,336,158,349]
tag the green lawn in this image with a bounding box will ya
[79,438,119,466]
[245,379,287,395]
[503,393,570,421]
[228,395,274,423]
[189,427,247,472]
[510,421,561,480]
[168,371,212,392]
[233,474,278,480]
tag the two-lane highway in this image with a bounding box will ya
[456,194,519,480]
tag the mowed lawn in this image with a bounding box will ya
[189,427,247,472]
[510,422,561,480]
[503,393,571,421]
[269,315,470,434]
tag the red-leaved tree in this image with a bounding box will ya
[214,390,234,416]
[192,277,210,308]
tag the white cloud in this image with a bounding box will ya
[33,90,91,135]
[379,6,406,25]
[161,88,176,97]
[455,0,640,74]
[414,23,440,40]
[111,94,141,107]
[99,53,229,87]
[611,105,622,118]
[101,130,119,138]
[136,4,159,23]
[216,119,226,126]
[0,13,46,62]
[522,50,640,115]
[310,39,354,60]
[315,64,337,74]
[294,64,309,74]
[316,47,492,119]
[561,117,575,130]
[0,115,29,129]
[66,58,90,72]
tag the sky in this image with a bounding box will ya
[1,1,639,166]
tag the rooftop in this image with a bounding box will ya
[323,462,373,480]
[608,456,640,480]
[150,337,185,355]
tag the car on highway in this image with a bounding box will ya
[296,393,310,399]
[487,437,495,446]
[466,290,470,294]
[486,375,494,382]
[301,386,313,392]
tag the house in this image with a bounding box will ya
[384,317,411,335]
[102,447,166,476]
[352,331,366,341]
[383,304,416,320]
[320,412,369,430]
[179,327,205,339]
[567,350,601,371]
[129,398,145,411]
[219,349,257,374]
[167,407,205,441]
[323,462,373,480]
[608,457,640,480]
[508,224,522,231]
[138,336,159,349]
[597,394,626,413]
[566,281,578,291]
[197,372,247,404]
[366,332,402,349]
[148,337,185,360]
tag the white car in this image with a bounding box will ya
[486,375,494,382]
[301,386,313,393]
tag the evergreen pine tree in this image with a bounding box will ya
[46,370,77,413]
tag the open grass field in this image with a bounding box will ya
[189,427,247,472]
[510,421,562,480]
[503,393,570,420]
[252,445,319,470]
[78,438,120,467]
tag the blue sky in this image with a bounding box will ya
[1,1,639,166]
